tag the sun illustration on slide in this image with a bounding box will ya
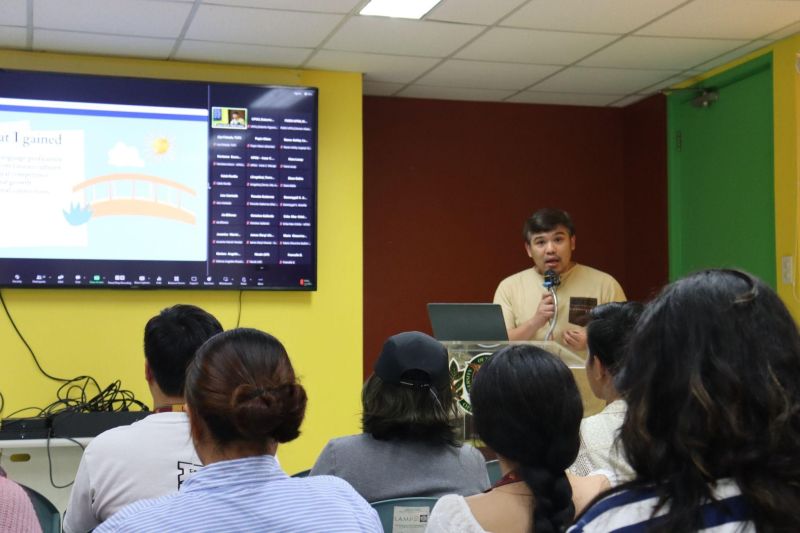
[151,136,171,155]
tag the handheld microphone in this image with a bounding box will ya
[543,269,561,341]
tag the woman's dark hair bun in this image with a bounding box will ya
[230,383,308,442]
[186,328,307,447]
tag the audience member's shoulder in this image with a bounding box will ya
[301,473,367,500]
[325,433,377,452]
[84,414,162,449]
[94,492,178,532]
[460,443,487,462]
[0,477,40,533]
[570,485,653,532]
[329,433,366,446]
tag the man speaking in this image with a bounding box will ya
[493,208,625,352]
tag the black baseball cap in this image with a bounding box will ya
[374,331,449,388]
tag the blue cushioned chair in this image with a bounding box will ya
[21,485,60,533]
[486,458,502,485]
[370,497,438,533]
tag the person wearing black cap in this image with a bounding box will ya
[309,331,490,502]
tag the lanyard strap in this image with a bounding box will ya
[153,404,185,413]
[485,469,523,492]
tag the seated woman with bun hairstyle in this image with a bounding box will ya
[96,328,381,533]
[426,344,608,533]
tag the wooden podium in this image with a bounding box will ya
[443,340,603,441]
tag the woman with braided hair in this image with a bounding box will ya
[570,269,800,532]
[96,328,381,533]
[426,345,608,533]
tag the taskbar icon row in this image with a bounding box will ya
[5,273,313,288]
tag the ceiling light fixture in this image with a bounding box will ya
[359,0,442,20]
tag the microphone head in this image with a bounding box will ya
[543,269,561,289]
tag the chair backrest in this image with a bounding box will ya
[486,459,502,485]
[370,497,438,533]
[21,485,60,533]
[290,468,311,478]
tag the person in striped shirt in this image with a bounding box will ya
[570,269,800,532]
[96,328,381,533]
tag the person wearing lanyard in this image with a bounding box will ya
[426,345,608,533]
[64,305,223,533]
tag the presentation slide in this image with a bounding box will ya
[0,98,208,261]
[0,70,317,290]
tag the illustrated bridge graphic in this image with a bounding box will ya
[70,173,198,224]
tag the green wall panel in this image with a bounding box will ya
[668,53,776,286]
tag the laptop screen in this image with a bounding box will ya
[427,303,509,341]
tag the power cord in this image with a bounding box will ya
[0,290,74,382]
[236,289,243,327]
[0,290,149,488]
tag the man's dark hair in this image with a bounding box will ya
[361,374,459,447]
[523,208,575,242]
[144,304,223,397]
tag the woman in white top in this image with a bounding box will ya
[426,345,608,533]
[569,302,642,483]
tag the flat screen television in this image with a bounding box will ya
[0,69,317,290]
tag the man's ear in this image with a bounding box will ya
[145,361,153,384]
[524,241,533,258]
[570,234,576,252]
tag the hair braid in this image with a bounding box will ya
[519,465,574,533]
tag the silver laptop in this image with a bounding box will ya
[427,303,509,342]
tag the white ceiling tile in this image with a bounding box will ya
[0,26,27,48]
[690,40,771,71]
[426,0,525,25]
[506,91,623,106]
[363,81,406,96]
[502,0,687,33]
[398,84,515,102]
[34,30,174,59]
[609,94,649,107]
[417,59,560,90]
[204,0,361,13]
[34,0,192,38]
[187,4,344,47]
[766,20,800,40]
[456,27,618,65]
[323,16,484,57]
[532,66,681,94]
[175,40,311,67]
[306,51,440,83]
[637,0,800,39]
[0,0,27,26]
[580,36,749,70]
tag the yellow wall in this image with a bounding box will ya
[772,35,800,320]
[0,50,363,474]
[672,35,800,321]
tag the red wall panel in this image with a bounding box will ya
[622,96,669,301]
[363,95,667,375]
